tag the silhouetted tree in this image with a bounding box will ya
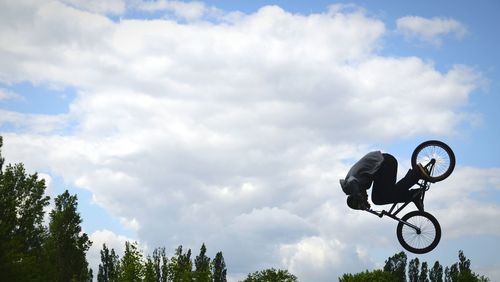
[194,243,211,282]
[152,247,168,282]
[44,190,92,282]
[419,262,429,282]
[98,244,120,282]
[429,261,443,282]
[212,251,227,282]
[445,251,490,282]
[0,136,51,281]
[243,268,298,282]
[409,258,420,282]
[384,251,407,282]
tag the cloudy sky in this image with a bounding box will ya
[1,0,499,281]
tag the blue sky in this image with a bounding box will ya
[1,0,499,281]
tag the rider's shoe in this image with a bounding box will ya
[417,164,433,182]
[411,189,424,211]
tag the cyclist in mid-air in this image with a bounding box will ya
[339,151,431,210]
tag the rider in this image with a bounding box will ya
[339,151,431,210]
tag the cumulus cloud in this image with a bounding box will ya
[0,1,491,281]
[60,0,126,15]
[396,16,467,46]
[87,229,135,277]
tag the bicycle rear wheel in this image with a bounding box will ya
[396,211,441,254]
[411,140,455,182]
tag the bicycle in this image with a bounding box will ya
[365,140,455,254]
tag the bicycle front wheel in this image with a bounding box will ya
[411,140,455,182]
[397,211,441,254]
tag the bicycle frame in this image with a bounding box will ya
[366,160,436,232]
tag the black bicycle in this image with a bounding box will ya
[366,140,455,254]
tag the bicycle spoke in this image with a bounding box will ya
[401,215,436,250]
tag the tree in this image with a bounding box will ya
[212,251,227,282]
[409,258,420,282]
[143,256,157,282]
[119,241,144,282]
[0,136,51,281]
[429,261,443,282]
[445,251,490,282]
[194,243,211,282]
[44,190,92,282]
[339,270,399,282]
[169,245,193,281]
[384,252,407,282]
[152,247,168,282]
[98,244,120,282]
[419,262,429,282]
[243,268,298,282]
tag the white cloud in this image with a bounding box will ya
[134,0,212,21]
[0,1,492,281]
[87,229,135,277]
[0,88,20,100]
[425,167,500,238]
[61,0,125,15]
[396,16,467,46]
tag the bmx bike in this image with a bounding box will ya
[366,140,455,254]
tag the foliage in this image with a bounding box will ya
[194,243,212,282]
[212,251,228,282]
[118,241,144,282]
[339,269,399,282]
[444,251,490,282]
[98,243,120,282]
[0,137,51,281]
[242,268,298,282]
[384,251,407,282]
[429,261,444,282]
[409,258,420,282]
[343,250,489,282]
[44,190,92,282]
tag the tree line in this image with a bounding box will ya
[340,250,490,282]
[96,242,228,282]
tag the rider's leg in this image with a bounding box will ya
[393,169,421,202]
[372,153,398,205]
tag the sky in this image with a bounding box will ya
[1,0,499,281]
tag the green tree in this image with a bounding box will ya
[445,251,490,282]
[339,269,399,282]
[0,136,51,281]
[194,243,212,282]
[419,262,429,282]
[152,247,168,282]
[409,258,420,282]
[243,268,298,282]
[45,190,92,282]
[119,241,144,282]
[98,244,120,282]
[169,245,193,281]
[212,251,227,282]
[429,261,443,282]
[144,256,157,282]
[384,252,407,282]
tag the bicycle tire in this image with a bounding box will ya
[396,211,441,254]
[411,140,455,182]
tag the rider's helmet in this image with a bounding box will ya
[347,195,360,209]
[347,194,369,210]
